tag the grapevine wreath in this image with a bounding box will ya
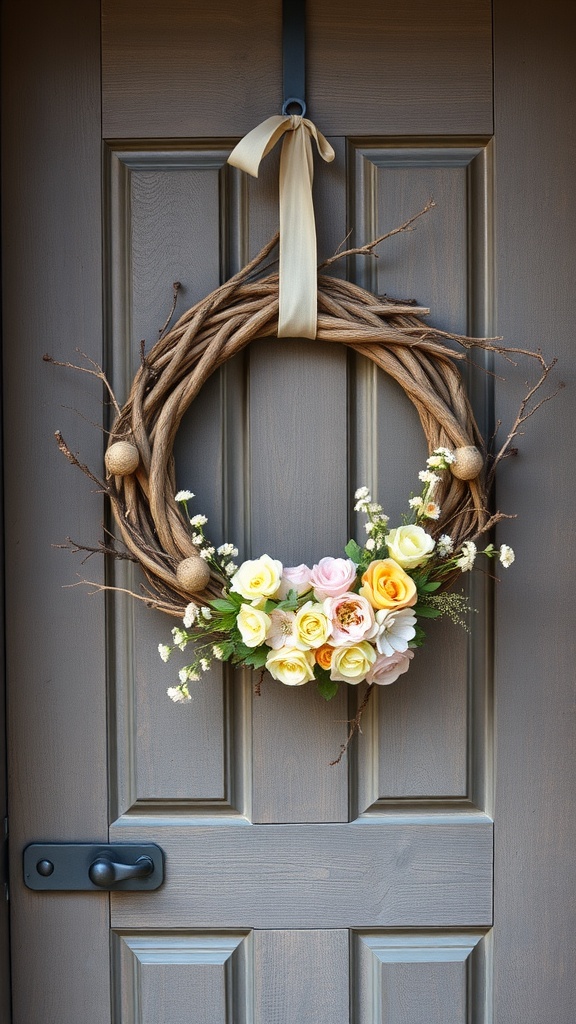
[48,211,557,759]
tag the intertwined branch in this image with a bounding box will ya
[46,220,559,618]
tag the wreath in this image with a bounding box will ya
[47,209,558,761]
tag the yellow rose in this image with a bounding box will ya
[230,554,282,603]
[265,647,316,686]
[237,604,271,647]
[359,558,417,610]
[294,601,331,649]
[330,642,377,684]
[385,525,435,569]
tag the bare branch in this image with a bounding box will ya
[44,350,122,419]
[319,199,436,270]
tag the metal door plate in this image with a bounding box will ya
[23,842,164,891]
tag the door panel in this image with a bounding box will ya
[3,1,576,1023]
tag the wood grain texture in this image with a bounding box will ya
[493,2,576,1021]
[110,819,493,928]
[102,0,492,138]
[2,0,110,1021]
[253,930,349,1024]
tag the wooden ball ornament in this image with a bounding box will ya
[176,556,211,594]
[450,446,484,481]
[105,441,140,476]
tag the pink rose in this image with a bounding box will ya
[275,564,313,600]
[310,557,358,601]
[366,649,414,686]
[323,593,377,645]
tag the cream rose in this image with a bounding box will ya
[236,604,271,647]
[265,646,316,686]
[359,559,418,610]
[275,564,313,599]
[330,641,377,684]
[230,554,283,603]
[385,525,435,569]
[294,601,332,649]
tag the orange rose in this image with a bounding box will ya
[315,644,334,670]
[359,558,417,610]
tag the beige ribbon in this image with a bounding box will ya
[227,114,335,338]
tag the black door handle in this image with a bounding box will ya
[88,854,154,887]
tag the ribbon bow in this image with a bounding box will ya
[228,114,335,338]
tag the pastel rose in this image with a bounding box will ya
[310,557,358,600]
[265,608,298,649]
[265,646,316,686]
[230,554,283,603]
[366,649,414,685]
[315,644,334,670]
[236,604,271,648]
[294,601,332,650]
[385,525,435,569]
[275,564,313,599]
[323,593,377,645]
[359,559,417,611]
[330,641,377,684]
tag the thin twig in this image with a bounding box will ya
[158,281,182,339]
[44,351,122,419]
[319,199,436,270]
[330,684,375,766]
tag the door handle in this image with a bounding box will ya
[23,842,164,891]
[88,853,154,887]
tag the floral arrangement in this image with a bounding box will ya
[159,447,514,708]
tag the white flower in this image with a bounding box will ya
[456,541,477,572]
[200,658,210,672]
[386,525,435,569]
[190,514,208,526]
[499,544,515,568]
[266,608,298,649]
[212,645,224,660]
[409,496,423,509]
[175,490,194,502]
[158,643,171,662]
[422,501,441,520]
[418,470,440,485]
[365,521,375,533]
[217,542,237,557]
[199,549,211,560]
[183,603,197,628]
[375,607,417,656]
[365,537,376,551]
[167,685,191,703]
[426,447,455,468]
[355,486,370,500]
[171,627,188,651]
[224,563,237,576]
[200,606,213,621]
[179,666,199,684]
[436,534,454,556]
[192,533,204,545]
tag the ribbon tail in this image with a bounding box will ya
[278,126,317,338]
[227,115,290,177]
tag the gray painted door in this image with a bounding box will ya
[2,2,575,1022]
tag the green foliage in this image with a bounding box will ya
[315,668,339,701]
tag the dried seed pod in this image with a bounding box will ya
[105,441,140,476]
[176,556,211,593]
[450,446,484,480]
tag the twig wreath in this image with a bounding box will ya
[47,203,559,762]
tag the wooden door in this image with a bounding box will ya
[2,1,575,1022]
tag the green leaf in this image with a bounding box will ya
[344,538,363,563]
[274,589,300,611]
[316,677,339,701]
[414,603,442,619]
[241,646,269,669]
[420,581,442,593]
[210,597,239,613]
